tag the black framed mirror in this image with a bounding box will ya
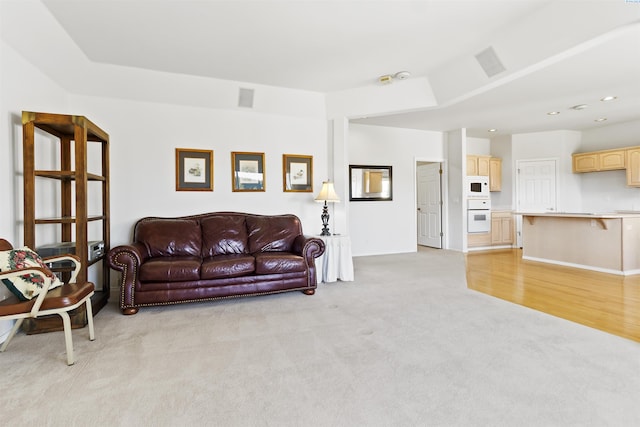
[349,165,393,201]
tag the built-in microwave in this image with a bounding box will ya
[466,176,490,198]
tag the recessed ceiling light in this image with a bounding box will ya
[600,96,617,102]
[594,118,607,122]
[547,111,560,115]
[571,104,588,111]
[488,129,497,132]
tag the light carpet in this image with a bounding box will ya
[1,248,639,426]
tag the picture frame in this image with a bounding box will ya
[231,151,265,192]
[175,148,213,191]
[283,154,313,192]
[349,165,393,201]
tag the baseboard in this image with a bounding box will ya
[522,255,639,276]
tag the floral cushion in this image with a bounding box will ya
[0,247,62,301]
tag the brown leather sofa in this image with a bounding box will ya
[107,212,325,315]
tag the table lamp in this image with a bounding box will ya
[314,181,340,236]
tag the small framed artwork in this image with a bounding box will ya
[283,154,313,192]
[349,165,393,201]
[175,148,213,191]
[231,151,265,192]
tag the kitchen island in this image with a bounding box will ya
[519,212,640,275]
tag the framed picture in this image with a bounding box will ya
[349,165,393,201]
[231,151,265,192]
[175,148,213,191]
[283,154,313,192]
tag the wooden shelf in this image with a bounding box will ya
[23,111,109,142]
[23,111,110,334]
[35,170,106,181]
[34,215,107,224]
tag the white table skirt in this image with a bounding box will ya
[316,235,354,283]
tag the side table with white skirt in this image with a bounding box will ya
[316,235,354,283]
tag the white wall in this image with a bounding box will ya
[490,134,513,210]
[467,137,490,156]
[347,124,444,256]
[445,129,465,251]
[0,40,72,244]
[70,95,328,247]
[0,40,73,340]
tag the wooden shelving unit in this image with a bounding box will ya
[22,111,110,334]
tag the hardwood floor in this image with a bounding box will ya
[465,248,640,343]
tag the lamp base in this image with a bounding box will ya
[320,201,331,236]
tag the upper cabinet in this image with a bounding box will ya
[573,149,625,173]
[626,148,640,186]
[572,153,599,172]
[467,155,501,191]
[489,158,502,192]
[601,150,626,170]
[573,145,640,187]
[467,155,490,176]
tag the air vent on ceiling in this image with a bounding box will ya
[475,47,506,78]
[238,88,254,108]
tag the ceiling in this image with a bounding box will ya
[39,0,640,137]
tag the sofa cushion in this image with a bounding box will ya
[246,215,301,253]
[201,254,255,279]
[135,218,202,257]
[139,256,201,282]
[254,252,306,275]
[201,216,248,257]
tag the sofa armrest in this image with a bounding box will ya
[293,235,324,288]
[293,235,325,260]
[107,242,147,310]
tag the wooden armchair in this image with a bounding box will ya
[0,238,95,365]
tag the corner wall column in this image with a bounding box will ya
[330,117,349,235]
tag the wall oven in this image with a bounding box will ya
[466,176,490,198]
[467,199,491,233]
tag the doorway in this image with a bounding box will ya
[515,158,558,247]
[416,162,443,249]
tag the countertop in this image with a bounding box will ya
[517,211,640,218]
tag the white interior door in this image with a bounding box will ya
[417,163,442,248]
[516,159,558,246]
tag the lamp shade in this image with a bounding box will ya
[314,181,340,203]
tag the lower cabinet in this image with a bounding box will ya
[491,211,514,245]
[468,232,491,247]
[468,211,514,248]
